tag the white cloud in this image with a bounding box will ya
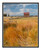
[26,9,38,12]
[9,12,23,16]
[4,9,11,14]
[3,5,6,8]
[25,8,38,15]
[18,4,32,8]
[3,4,38,16]
[30,12,35,14]
[26,9,29,12]
[9,12,15,15]
[20,9,24,12]
[22,4,31,8]
[4,8,38,16]
[4,8,24,16]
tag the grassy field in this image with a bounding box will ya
[3,17,38,47]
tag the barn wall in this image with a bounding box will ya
[24,12,29,17]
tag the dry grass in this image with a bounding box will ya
[3,17,38,47]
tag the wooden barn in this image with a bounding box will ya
[24,12,29,17]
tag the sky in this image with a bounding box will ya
[3,3,38,16]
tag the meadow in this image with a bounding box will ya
[3,17,38,47]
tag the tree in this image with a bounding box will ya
[3,14,7,16]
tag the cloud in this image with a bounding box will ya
[26,8,38,12]
[22,4,31,8]
[9,12,15,15]
[4,9,11,14]
[25,8,38,15]
[20,9,24,12]
[18,4,32,8]
[9,11,24,16]
[4,8,38,16]
[26,9,29,12]
[3,4,38,16]
[3,5,6,8]
[4,8,24,16]
[9,12,23,16]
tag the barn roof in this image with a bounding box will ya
[24,12,29,14]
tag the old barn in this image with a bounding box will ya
[24,12,29,17]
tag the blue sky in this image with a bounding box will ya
[3,3,38,16]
